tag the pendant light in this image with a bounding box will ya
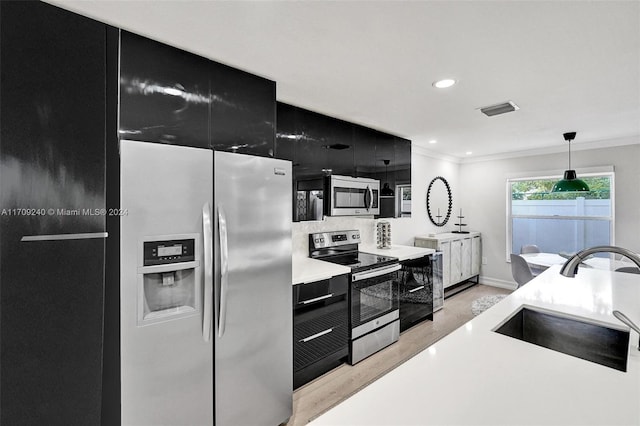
[551,132,590,192]
[381,159,394,196]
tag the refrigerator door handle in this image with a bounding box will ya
[217,205,229,338]
[202,203,213,342]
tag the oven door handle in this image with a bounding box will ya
[352,264,401,282]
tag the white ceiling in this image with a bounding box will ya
[49,0,640,161]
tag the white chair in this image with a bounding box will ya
[520,244,540,254]
[510,253,534,287]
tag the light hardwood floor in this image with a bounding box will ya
[287,283,513,426]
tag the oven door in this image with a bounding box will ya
[329,176,380,216]
[350,264,400,332]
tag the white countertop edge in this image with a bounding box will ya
[292,256,351,286]
[308,265,640,425]
[359,244,435,261]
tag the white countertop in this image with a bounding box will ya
[309,266,640,425]
[415,231,481,241]
[359,244,435,261]
[292,256,351,286]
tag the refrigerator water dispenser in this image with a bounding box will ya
[137,235,201,326]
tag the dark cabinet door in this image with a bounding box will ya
[275,102,297,162]
[353,126,378,179]
[210,63,276,157]
[120,31,210,148]
[399,256,434,332]
[294,107,354,181]
[376,132,396,217]
[0,2,109,424]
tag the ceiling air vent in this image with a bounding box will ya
[479,101,519,117]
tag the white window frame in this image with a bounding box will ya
[505,168,615,262]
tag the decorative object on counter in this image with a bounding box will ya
[451,208,469,234]
[426,176,452,227]
[381,160,395,196]
[551,132,590,193]
[376,221,392,249]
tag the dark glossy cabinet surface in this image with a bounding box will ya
[398,255,434,332]
[210,63,276,157]
[293,275,349,389]
[0,1,111,424]
[120,31,210,148]
[276,102,411,220]
[121,31,276,155]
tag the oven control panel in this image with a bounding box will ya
[309,230,361,249]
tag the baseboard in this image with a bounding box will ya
[479,275,517,290]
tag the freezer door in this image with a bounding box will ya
[120,140,213,426]
[214,151,293,426]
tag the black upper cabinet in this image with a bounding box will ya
[275,103,297,162]
[353,126,378,179]
[210,63,276,157]
[295,107,354,181]
[120,31,210,148]
[1,1,113,424]
[276,102,412,220]
[395,137,412,185]
[120,31,276,155]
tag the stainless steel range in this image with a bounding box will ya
[309,230,401,364]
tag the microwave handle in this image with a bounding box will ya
[367,185,373,210]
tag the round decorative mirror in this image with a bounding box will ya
[426,176,452,226]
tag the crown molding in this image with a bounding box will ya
[458,135,640,164]
[412,144,461,164]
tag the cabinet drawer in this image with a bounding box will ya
[294,301,348,371]
[293,274,348,308]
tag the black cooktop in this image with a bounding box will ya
[321,251,398,273]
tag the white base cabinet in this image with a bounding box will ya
[415,232,481,289]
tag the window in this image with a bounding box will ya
[507,173,614,258]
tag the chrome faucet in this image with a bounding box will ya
[559,245,640,278]
[560,246,640,350]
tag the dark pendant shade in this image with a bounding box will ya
[551,132,590,193]
[381,182,394,196]
[551,170,590,192]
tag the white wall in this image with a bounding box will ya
[459,143,640,287]
[387,146,461,245]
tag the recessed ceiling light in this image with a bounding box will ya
[466,151,473,155]
[433,79,456,89]
[429,139,437,144]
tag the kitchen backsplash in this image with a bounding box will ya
[292,216,380,257]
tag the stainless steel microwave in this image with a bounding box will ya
[326,175,380,216]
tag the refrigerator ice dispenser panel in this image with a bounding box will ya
[137,234,201,326]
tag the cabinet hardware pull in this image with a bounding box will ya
[408,285,425,293]
[300,293,333,304]
[299,328,333,343]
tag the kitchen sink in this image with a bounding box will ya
[494,306,630,372]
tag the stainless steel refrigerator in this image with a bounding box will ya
[120,140,292,426]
